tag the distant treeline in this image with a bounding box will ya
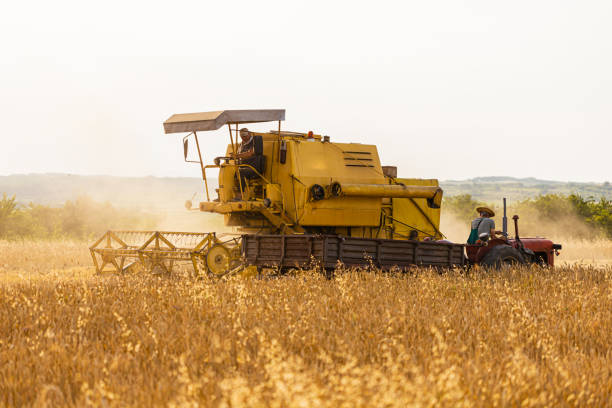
[0,194,158,240]
[445,194,612,239]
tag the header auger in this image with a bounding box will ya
[90,109,560,276]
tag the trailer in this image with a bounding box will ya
[242,234,465,270]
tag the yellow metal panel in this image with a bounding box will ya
[200,201,263,214]
[290,141,385,226]
[392,179,442,240]
[265,184,282,204]
[295,142,384,185]
[301,200,381,226]
[218,164,236,202]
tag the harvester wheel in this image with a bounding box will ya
[206,244,233,276]
[480,245,526,269]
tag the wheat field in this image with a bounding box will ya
[0,241,611,407]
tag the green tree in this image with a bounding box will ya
[0,194,17,237]
[569,194,612,238]
[443,194,487,222]
[514,194,574,219]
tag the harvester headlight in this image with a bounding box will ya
[310,184,325,201]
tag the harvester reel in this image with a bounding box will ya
[91,231,241,277]
[205,244,241,276]
[141,254,174,275]
[205,244,230,276]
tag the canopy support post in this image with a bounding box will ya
[193,131,210,202]
[235,123,244,197]
[275,120,282,183]
[227,124,236,156]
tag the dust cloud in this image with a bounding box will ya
[439,212,469,243]
[153,210,232,234]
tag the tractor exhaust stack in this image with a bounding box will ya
[502,197,508,238]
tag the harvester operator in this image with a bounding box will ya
[231,128,265,199]
[467,207,502,244]
[234,128,255,159]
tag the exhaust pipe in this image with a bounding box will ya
[502,197,508,238]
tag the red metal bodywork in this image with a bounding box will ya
[466,237,559,266]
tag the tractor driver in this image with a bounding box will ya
[234,128,255,160]
[467,207,503,244]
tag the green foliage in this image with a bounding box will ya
[443,194,487,223]
[0,194,158,241]
[0,194,18,237]
[512,194,575,221]
[568,194,612,238]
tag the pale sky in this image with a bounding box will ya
[1,0,610,182]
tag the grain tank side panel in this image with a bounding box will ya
[392,178,442,240]
[292,141,385,227]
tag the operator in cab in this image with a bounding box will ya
[234,128,256,159]
[467,207,502,244]
[231,127,265,189]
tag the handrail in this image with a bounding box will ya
[204,163,287,212]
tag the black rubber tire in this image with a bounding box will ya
[480,245,526,269]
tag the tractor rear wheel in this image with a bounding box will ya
[480,245,526,269]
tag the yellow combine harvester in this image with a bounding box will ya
[91,109,464,275]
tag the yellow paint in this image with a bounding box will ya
[200,132,445,240]
[391,179,443,240]
[335,183,442,204]
[265,184,282,205]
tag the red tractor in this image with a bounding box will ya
[465,199,562,268]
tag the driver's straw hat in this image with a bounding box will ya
[476,206,495,217]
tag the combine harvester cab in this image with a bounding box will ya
[91,109,559,275]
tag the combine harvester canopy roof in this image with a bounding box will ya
[163,109,285,133]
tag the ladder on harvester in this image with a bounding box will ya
[259,207,305,234]
[89,231,241,276]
